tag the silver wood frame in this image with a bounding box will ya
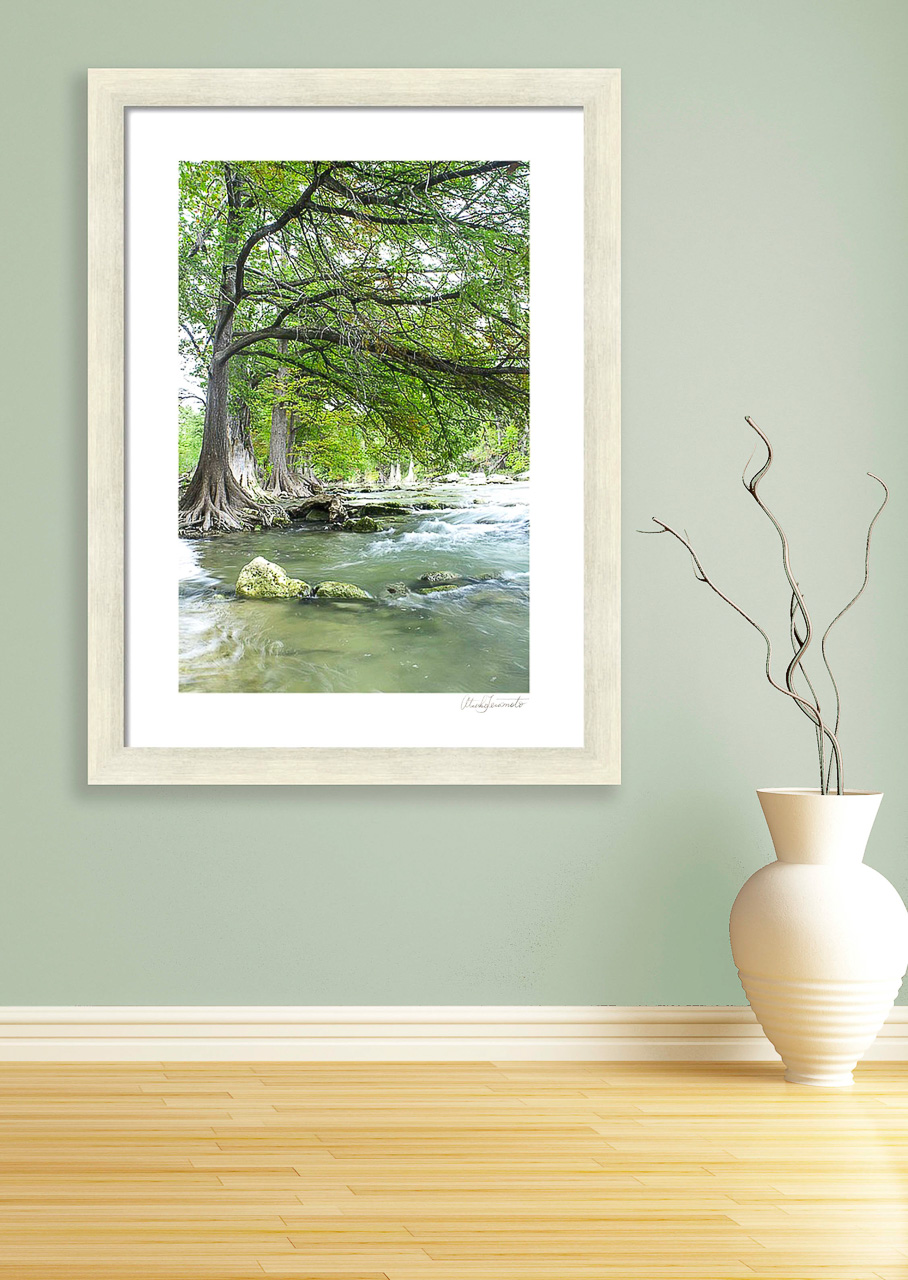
[88,68,620,784]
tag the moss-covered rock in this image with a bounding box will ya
[417,583,462,594]
[385,582,410,597]
[347,516,388,533]
[314,581,373,600]
[236,557,309,599]
[353,501,414,517]
[420,571,462,585]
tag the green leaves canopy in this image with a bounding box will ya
[179,159,529,470]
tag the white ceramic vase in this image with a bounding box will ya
[730,788,908,1086]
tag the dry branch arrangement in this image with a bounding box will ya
[644,417,888,795]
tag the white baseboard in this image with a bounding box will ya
[0,1005,906,1061]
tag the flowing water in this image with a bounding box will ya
[179,481,529,693]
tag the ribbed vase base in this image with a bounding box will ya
[784,1068,853,1088]
[738,971,903,1087]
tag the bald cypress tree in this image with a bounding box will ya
[178,160,529,532]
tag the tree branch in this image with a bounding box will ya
[233,165,340,302]
[221,324,528,385]
[642,516,843,785]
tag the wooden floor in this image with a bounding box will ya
[0,1062,906,1278]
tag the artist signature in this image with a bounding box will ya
[460,695,527,713]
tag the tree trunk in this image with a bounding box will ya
[179,351,254,532]
[228,400,266,498]
[179,164,268,534]
[265,344,315,496]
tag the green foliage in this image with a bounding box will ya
[462,417,530,475]
[178,405,204,473]
[296,411,371,481]
[179,160,530,485]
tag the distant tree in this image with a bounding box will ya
[177,405,204,474]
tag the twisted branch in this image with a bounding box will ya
[820,473,889,792]
[789,590,825,790]
[742,418,823,719]
[642,516,844,787]
[644,421,889,794]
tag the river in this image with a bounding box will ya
[179,480,530,694]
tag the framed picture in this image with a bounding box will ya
[88,68,620,784]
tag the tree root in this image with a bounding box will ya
[263,466,317,499]
[282,493,349,525]
[179,481,290,537]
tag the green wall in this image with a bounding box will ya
[2,1,906,1005]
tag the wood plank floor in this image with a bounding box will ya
[0,1061,906,1278]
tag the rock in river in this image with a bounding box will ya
[314,581,373,600]
[420,571,462,585]
[347,516,388,533]
[236,557,310,599]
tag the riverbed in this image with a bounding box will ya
[179,481,530,694]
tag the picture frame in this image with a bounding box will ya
[88,68,620,785]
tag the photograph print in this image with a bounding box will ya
[178,159,530,696]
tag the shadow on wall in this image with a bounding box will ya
[617,786,763,1003]
[70,73,89,799]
